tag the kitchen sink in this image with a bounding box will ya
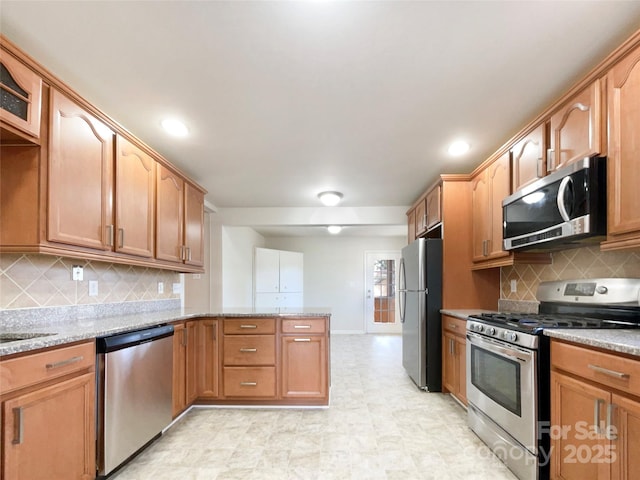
[0,333,55,344]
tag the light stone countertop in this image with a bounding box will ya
[544,329,640,357]
[0,306,331,357]
[440,309,498,321]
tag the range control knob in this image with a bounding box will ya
[487,327,496,336]
[596,286,608,295]
[507,332,518,342]
[476,324,484,333]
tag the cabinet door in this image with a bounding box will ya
[197,319,218,398]
[455,335,467,405]
[2,372,95,480]
[511,124,546,192]
[607,45,640,240]
[407,209,416,242]
[156,164,184,263]
[255,292,281,309]
[255,248,280,292]
[415,199,427,236]
[185,321,199,404]
[172,323,186,417]
[471,171,490,261]
[48,89,114,250]
[184,183,204,267]
[281,335,327,399]
[611,393,640,480]
[551,371,611,480]
[0,51,42,139]
[279,251,303,293]
[549,80,602,171]
[115,136,155,258]
[442,332,456,395]
[426,184,442,229]
[487,152,510,259]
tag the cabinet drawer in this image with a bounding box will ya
[223,318,276,335]
[223,335,275,365]
[281,318,326,334]
[223,367,276,397]
[551,340,640,398]
[442,315,466,335]
[0,341,95,395]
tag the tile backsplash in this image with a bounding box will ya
[501,245,640,301]
[0,254,180,309]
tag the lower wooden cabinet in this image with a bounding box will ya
[441,315,467,405]
[550,340,640,480]
[172,320,199,417]
[197,318,219,399]
[281,335,328,400]
[0,342,95,480]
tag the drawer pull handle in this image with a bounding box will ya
[240,382,257,386]
[240,325,257,329]
[449,324,457,329]
[588,364,630,379]
[239,348,257,352]
[293,325,311,329]
[46,356,83,369]
[294,338,311,342]
[12,407,23,445]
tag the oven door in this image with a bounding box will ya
[466,331,538,452]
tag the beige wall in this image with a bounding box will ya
[0,253,180,309]
[501,245,640,301]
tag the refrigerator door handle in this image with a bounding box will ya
[399,258,406,292]
[399,291,406,323]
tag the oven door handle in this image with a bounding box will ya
[467,333,533,363]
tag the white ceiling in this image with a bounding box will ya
[2,1,640,233]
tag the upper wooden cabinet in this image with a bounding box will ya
[602,43,640,251]
[115,136,155,258]
[0,49,42,142]
[184,182,205,267]
[471,152,510,263]
[511,123,546,192]
[48,89,115,251]
[548,79,603,172]
[408,181,442,241]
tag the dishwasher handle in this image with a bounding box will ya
[96,324,174,353]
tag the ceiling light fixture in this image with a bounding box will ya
[161,118,189,137]
[327,225,342,234]
[448,140,470,157]
[318,191,343,206]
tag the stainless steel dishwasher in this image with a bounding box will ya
[96,324,174,478]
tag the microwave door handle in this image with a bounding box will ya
[557,176,573,222]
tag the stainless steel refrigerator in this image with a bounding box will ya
[399,238,442,390]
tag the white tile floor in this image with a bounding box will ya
[112,334,517,479]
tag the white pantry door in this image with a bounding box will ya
[364,251,402,334]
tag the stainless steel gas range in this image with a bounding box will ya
[466,278,640,480]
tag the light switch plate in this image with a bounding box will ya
[158,282,164,294]
[89,280,98,296]
[510,279,517,293]
[72,265,83,281]
[172,283,182,294]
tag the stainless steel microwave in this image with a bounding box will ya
[502,156,607,251]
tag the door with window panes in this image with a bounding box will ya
[365,251,401,333]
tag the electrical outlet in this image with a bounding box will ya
[89,280,98,296]
[158,282,164,294]
[510,279,518,293]
[72,265,83,281]
[192,273,201,280]
[172,283,182,294]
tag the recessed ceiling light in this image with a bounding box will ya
[327,225,342,234]
[161,118,189,137]
[448,140,470,157]
[318,191,343,206]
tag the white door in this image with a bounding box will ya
[279,251,303,293]
[255,248,280,292]
[364,251,402,334]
